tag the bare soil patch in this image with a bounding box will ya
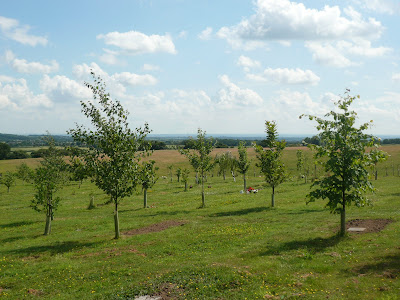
[346,219,393,234]
[124,220,187,236]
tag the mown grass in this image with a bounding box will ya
[0,146,399,299]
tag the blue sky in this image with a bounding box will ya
[1,0,399,136]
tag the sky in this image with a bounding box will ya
[1,0,400,136]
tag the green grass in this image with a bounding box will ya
[0,146,400,299]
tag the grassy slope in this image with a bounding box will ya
[0,146,399,299]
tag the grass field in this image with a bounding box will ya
[0,146,399,299]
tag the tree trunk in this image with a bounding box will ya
[143,189,148,208]
[375,169,378,180]
[223,171,226,181]
[201,169,205,208]
[44,213,51,235]
[7,186,10,193]
[114,201,120,239]
[271,185,275,208]
[340,200,346,237]
[243,173,246,191]
[88,195,95,209]
[184,181,187,192]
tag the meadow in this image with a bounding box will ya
[0,146,399,299]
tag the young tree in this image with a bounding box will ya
[69,157,89,188]
[31,137,68,235]
[16,162,34,184]
[139,160,158,208]
[254,121,287,207]
[296,150,304,180]
[369,148,388,180]
[300,90,386,236]
[179,128,214,208]
[175,167,182,182]
[2,171,16,193]
[68,72,151,239]
[181,168,190,192]
[167,165,173,182]
[236,141,250,191]
[215,151,235,180]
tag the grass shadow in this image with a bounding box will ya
[354,252,400,277]
[7,241,100,256]
[0,221,38,229]
[284,208,326,215]
[259,234,344,256]
[145,210,192,217]
[1,236,24,243]
[210,206,270,217]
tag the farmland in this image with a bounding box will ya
[0,146,400,299]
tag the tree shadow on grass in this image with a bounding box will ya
[284,208,326,215]
[209,206,270,217]
[7,241,99,256]
[145,210,192,217]
[353,252,400,277]
[0,221,38,229]
[1,236,24,243]
[259,234,344,256]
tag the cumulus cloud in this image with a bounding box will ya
[0,16,47,46]
[113,72,157,86]
[97,30,177,55]
[40,75,92,102]
[217,75,263,108]
[217,0,383,43]
[237,56,261,72]
[247,68,320,85]
[198,27,213,40]
[0,77,51,109]
[306,39,392,68]
[354,0,400,15]
[5,50,59,74]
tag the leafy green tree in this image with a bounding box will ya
[0,142,11,160]
[175,167,182,182]
[181,168,190,191]
[296,150,304,174]
[167,165,173,182]
[236,141,250,191]
[369,148,388,180]
[215,151,235,180]
[139,160,158,208]
[69,157,89,188]
[179,128,214,208]
[31,137,69,235]
[16,162,34,183]
[68,72,151,239]
[254,121,287,207]
[300,90,386,236]
[2,171,16,193]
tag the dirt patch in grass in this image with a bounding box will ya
[346,219,393,234]
[27,289,44,296]
[124,220,187,236]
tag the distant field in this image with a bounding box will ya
[0,145,399,299]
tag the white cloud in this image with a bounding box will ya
[5,50,59,74]
[40,75,92,102]
[217,0,383,43]
[306,39,392,68]
[0,16,47,46]
[393,73,400,82]
[355,0,400,15]
[99,49,120,65]
[275,90,329,117]
[247,67,320,85]
[217,75,263,108]
[198,27,213,40]
[237,55,261,72]
[0,78,52,108]
[113,72,157,86]
[97,31,177,55]
[305,42,356,68]
[0,75,16,83]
